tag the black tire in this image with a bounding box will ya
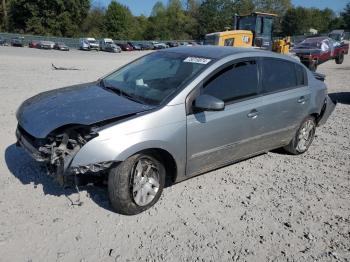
[335,53,344,64]
[309,60,318,72]
[108,153,165,215]
[284,116,316,155]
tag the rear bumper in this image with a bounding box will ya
[317,95,337,126]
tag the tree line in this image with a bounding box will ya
[0,0,349,40]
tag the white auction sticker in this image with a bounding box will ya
[184,57,211,64]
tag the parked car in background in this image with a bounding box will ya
[100,38,114,51]
[28,40,40,48]
[54,42,69,51]
[79,38,99,51]
[292,36,349,71]
[104,43,121,53]
[15,46,336,215]
[189,41,199,46]
[0,36,7,46]
[152,41,168,49]
[37,41,55,49]
[127,42,142,51]
[166,41,179,48]
[139,43,153,50]
[117,43,133,51]
[11,37,24,47]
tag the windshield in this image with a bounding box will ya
[88,40,97,44]
[238,16,256,31]
[297,38,325,49]
[329,33,341,41]
[103,52,212,105]
[204,34,219,45]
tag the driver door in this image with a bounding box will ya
[186,59,264,176]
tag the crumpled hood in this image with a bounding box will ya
[16,83,155,138]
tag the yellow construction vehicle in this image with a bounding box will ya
[204,12,290,54]
[205,30,254,48]
[272,37,291,54]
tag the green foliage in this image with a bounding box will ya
[234,0,255,15]
[341,3,350,30]
[281,6,340,35]
[253,0,291,16]
[81,7,106,38]
[2,0,350,40]
[197,0,235,37]
[0,0,8,31]
[328,17,346,31]
[132,15,149,40]
[144,0,197,40]
[8,0,90,36]
[282,7,308,35]
[104,1,134,39]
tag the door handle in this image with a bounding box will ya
[247,109,259,119]
[298,96,306,104]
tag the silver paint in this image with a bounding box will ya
[18,47,335,182]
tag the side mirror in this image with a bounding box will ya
[194,94,225,111]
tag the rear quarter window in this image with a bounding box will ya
[261,58,297,94]
[295,63,307,86]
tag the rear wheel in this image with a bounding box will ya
[284,116,316,155]
[335,53,344,64]
[108,153,165,215]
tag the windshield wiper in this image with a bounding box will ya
[100,79,145,104]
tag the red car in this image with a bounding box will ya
[117,43,133,51]
[293,37,349,71]
[28,40,40,48]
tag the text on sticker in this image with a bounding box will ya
[184,57,211,64]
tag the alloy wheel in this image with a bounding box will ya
[131,157,160,206]
[296,119,315,153]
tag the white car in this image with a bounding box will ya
[79,38,99,51]
[152,41,168,49]
[100,38,114,51]
[38,41,55,49]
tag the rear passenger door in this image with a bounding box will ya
[259,58,310,149]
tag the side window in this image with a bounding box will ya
[203,60,258,102]
[262,18,273,36]
[261,58,297,94]
[295,64,306,86]
[224,38,234,46]
[256,17,263,34]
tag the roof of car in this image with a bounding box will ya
[162,46,267,59]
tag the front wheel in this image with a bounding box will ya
[284,116,316,155]
[108,153,165,215]
[335,53,344,64]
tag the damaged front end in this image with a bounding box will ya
[16,125,112,186]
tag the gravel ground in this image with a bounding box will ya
[0,46,349,262]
